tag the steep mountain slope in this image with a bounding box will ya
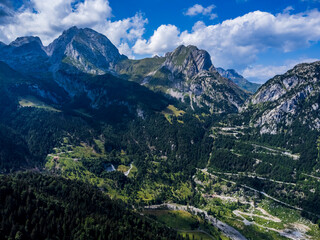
[0,37,49,74]
[47,26,127,74]
[117,45,249,113]
[0,61,28,86]
[0,29,168,118]
[217,67,261,93]
[244,61,320,134]
[116,56,166,82]
[0,60,68,106]
[0,125,31,172]
[55,69,170,121]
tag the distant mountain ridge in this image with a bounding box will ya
[0,26,249,114]
[1,25,318,124]
[217,67,261,93]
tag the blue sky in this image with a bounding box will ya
[112,0,318,37]
[0,0,320,82]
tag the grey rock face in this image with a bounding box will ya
[47,26,127,74]
[186,71,246,113]
[143,45,249,113]
[245,61,320,134]
[163,45,213,78]
[283,76,299,91]
[250,83,286,104]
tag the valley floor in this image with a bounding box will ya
[41,127,320,240]
[191,168,320,240]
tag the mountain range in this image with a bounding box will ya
[217,67,261,93]
[1,26,320,240]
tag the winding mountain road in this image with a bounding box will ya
[201,169,303,211]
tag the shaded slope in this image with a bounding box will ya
[0,37,49,75]
[0,125,31,173]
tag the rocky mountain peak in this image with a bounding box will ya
[250,61,320,105]
[9,36,44,48]
[8,36,47,57]
[46,26,80,56]
[163,45,214,79]
[47,26,127,74]
[0,36,49,74]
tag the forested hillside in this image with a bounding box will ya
[0,173,182,240]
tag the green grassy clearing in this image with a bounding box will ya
[145,210,198,230]
[45,138,132,201]
[19,96,60,112]
[162,104,185,124]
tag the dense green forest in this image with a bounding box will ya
[207,124,320,220]
[0,173,182,240]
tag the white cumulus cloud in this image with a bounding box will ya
[96,12,148,56]
[133,24,181,56]
[0,0,112,44]
[0,0,148,52]
[242,58,320,83]
[184,4,217,20]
